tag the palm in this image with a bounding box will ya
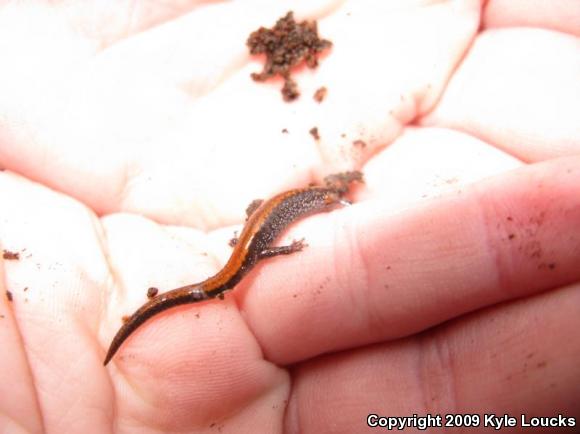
[1,3,578,433]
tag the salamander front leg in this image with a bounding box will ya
[257,238,307,259]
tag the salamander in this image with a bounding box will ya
[103,171,362,365]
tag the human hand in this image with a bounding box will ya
[1,2,579,433]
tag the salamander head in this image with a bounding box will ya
[323,171,364,195]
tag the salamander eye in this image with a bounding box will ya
[323,191,341,205]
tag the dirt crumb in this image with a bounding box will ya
[2,250,19,260]
[309,127,320,141]
[281,78,299,101]
[313,86,327,102]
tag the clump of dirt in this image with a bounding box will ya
[247,11,332,101]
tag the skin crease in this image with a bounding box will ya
[0,2,579,434]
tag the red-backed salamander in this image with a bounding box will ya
[103,171,363,365]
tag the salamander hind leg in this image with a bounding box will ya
[257,238,307,259]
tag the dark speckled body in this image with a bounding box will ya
[103,171,362,365]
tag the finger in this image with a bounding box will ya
[0,172,113,433]
[360,127,523,207]
[422,28,580,161]
[0,172,289,431]
[0,1,232,52]
[0,249,43,432]
[286,283,580,434]
[242,156,580,364]
[483,0,580,36]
